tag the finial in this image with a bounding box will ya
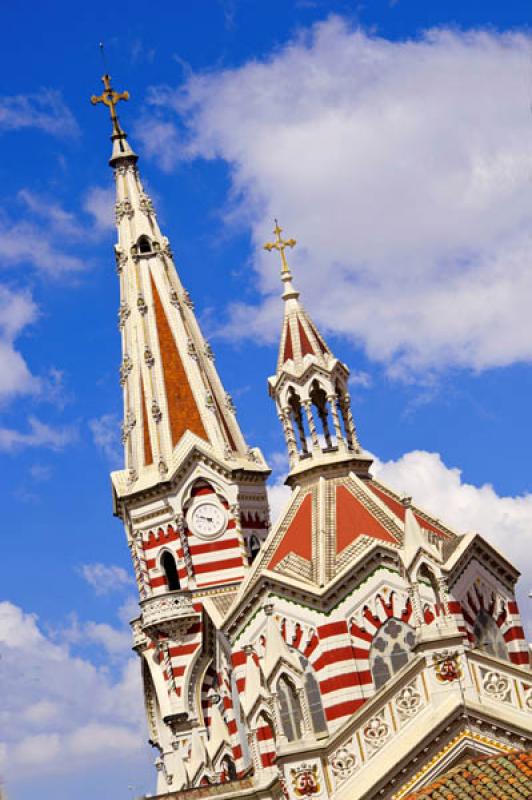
[91,72,130,138]
[264,219,297,279]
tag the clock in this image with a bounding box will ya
[188,501,227,540]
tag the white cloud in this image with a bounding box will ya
[0,89,79,137]
[144,20,532,376]
[83,185,115,231]
[0,219,84,275]
[372,450,532,634]
[80,562,134,596]
[0,416,77,452]
[0,285,39,400]
[89,413,122,463]
[0,601,148,790]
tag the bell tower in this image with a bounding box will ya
[92,73,271,792]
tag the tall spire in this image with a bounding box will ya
[91,74,269,490]
[265,221,367,481]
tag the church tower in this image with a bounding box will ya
[93,75,531,800]
[92,74,271,792]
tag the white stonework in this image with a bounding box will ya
[92,75,531,800]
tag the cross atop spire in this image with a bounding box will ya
[264,220,297,277]
[91,73,130,138]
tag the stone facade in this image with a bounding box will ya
[92,73,532,800]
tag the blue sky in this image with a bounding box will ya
[1,1,532,798]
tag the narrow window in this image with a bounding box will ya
[369,618,416,689]
[473,608,508,661]
[161,551,180,591]
[277,675,303,741]
[249,535,261,563]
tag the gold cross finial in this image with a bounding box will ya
[264,219,297,276]
[91,74,130,137]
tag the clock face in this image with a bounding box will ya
[190,502,226,539]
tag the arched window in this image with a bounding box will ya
[277,675,303,741]
[138,235,152,254]
[287,387,309,455]
[220,755,237,782]
[249,535,261,563]
[310,380,333,449]
[473,608,508,661]
[161,551,180,591]
[293,650,327,734]
[369,618,416,689]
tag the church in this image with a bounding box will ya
[91,73,532,799]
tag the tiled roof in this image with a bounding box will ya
[405,750,532,799]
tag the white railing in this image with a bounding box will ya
[141,591,197,631]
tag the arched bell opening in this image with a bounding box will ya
[309,379,334,451]
[287,386,309,456]
[138,234,153,254]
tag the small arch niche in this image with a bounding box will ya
[369,618,416,690]
[138,235,153,254]
[473,608,508,661]
[220,755,237,782]
[160,551,181,591]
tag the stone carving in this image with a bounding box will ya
[225,393,236,413]
[169,289,180,308]
[115,198,134,223]
[120,410,136,443]
[291,764,321,797]
[161,236,173,259]
[183,289,194,309]
[137,294,148,315]
[187,339,198,360]
[152,400,162,423]
[118,302,130,329]
[114,246,127,273]
[205,393,215,411]
[363,715,390,751]
[144,346,155,367]
[139,192,156,216]
[119,354,133,386]
[141,592,196,631]
[481,669,511,702]
[433,652,462,683]
[394,684,422,720]
[329,746,357,781]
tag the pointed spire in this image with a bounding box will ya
[402,497,425,573]
[241,646,265,716]
[265,221,366,478]
[92,70,270,487]
[206,693,231,761]
[262,603,301,680]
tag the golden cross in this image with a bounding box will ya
[91,74,130,136]
[263,219,296,275]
